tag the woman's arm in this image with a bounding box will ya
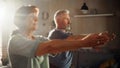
[66,34,87,40]
[35,39,84,56]
[35,33,107,56]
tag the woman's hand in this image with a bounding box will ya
[81,32,115,47]
[81,33,103,47]
[99,32,115,42]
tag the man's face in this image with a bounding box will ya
[57,13,70,29]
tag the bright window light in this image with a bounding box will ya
[0,1,17,59]
[0,1,17,32]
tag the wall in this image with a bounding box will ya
[34,0,113,35]
[105,0,120,52]
[2,0,114,36]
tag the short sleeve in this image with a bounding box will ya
[8,34,48,58]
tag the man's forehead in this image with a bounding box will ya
[60,13,69,17]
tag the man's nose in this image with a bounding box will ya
[68,20,71,24]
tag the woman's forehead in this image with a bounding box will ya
[28,12,39,17]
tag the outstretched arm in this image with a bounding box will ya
[35,33,110,56]
[66,34,87,40]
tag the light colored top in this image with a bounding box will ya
[8,32,49,68]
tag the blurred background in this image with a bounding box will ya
[0,0,120,68]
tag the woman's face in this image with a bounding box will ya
[25,12,39,31]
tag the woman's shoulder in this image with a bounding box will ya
[34,35,49,41]
[9,33,25,42]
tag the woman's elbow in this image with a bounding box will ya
[35,43,52,56]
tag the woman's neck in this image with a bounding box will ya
[19,29,34,40]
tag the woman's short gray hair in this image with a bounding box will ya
[14,5,39,29]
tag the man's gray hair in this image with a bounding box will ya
[54,9,70,22]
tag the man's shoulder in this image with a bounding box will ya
[49,29,61,33]
[49,29,62,35]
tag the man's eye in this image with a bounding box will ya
[34,18,38,22]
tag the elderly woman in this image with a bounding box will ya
[8,5,113,68]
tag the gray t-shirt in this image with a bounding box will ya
[8,33,49,68]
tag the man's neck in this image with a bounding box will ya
[56,27,66,32]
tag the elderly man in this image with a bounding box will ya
[48,9,114,68]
